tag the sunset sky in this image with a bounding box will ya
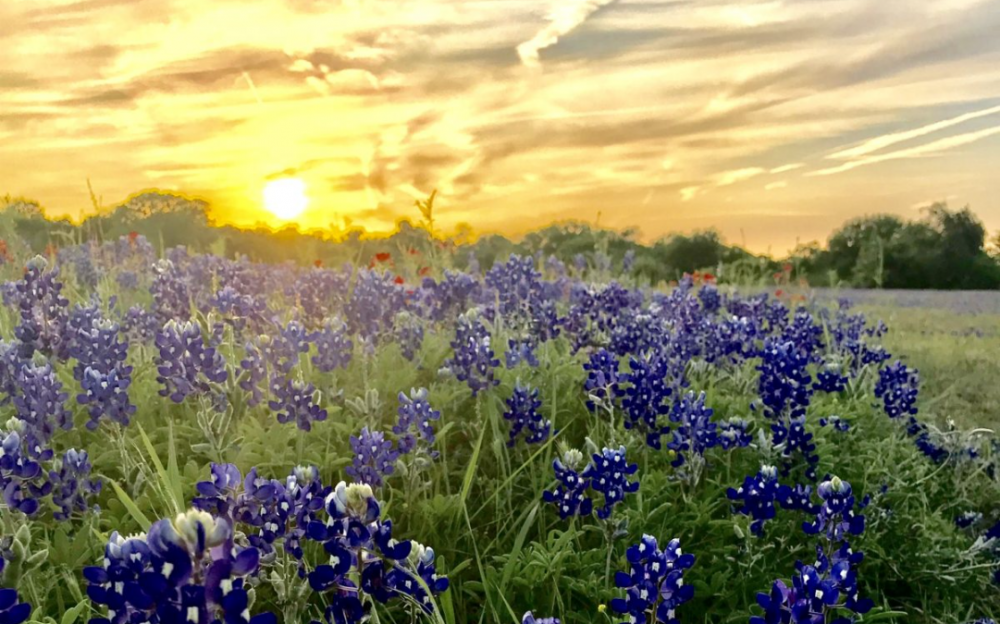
[3,0,999,253]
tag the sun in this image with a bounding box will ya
[263,178,309,221]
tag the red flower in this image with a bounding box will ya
[314,259,323,268]
[418,266,431,276]
[375,252,391,263]
[394,275,405,285]
[703,272,716,282]
[408,247,420,256]
[775,289,784,297]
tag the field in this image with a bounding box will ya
[0,239,999,624]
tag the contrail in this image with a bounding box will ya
[242,71,263,105]
[809,125,1000,176]
[828,103,1000,160]
[517,0,618,68]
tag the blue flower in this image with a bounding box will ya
[874,361,919,419]
[346,428,399,487]
[503,383,552,447]
[728,466,780,535]
[582,446,639,519]
[268,377,327,431]
[543,449,593,519]
[0,588,31,624]
[667,391,718,469]
[310,317,354,372]
[445,311,500,396]
[48,448,101,521]
[802,476,866,543]
[523,611,560,624]
[84,510,273,624]
[610,536,695,624]
[395,388,441,453]
[620,355,672,449]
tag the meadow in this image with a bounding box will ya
[0,235,998,624]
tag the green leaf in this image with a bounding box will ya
[109,480,152,531]
[499,502,539,594]
[137,422,184,514]
[60,601,88,624]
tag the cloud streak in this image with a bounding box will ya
[516,0,618,68]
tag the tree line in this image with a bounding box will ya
[2,192,998,290]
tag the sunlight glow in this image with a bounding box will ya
[263,178,309,221]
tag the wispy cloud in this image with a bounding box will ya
[3,0,1000,252]
[809,125,1000,176]
[770,163,803,174]
[827,103,1000,160]
[516,0,618,68]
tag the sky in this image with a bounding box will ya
[2,0,1000,253]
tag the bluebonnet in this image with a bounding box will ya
[667,391,718,470]
[13,363,71,457]
[287,266,351,328]
[619,355,671,449]
[819,415,851,433]
[116,270,138,291]
[445,311,500,396]
[238,340,269,407]
[543,449,593,519]
[154,320,228,404]
[392,311,424,361]
[0,340,21,405]
[14,256,70,359]
[776,484,818,514]
[310,318,353,372]
[584,348,620,412]
[582,446,639,519]
[755,339,812,421]
[505,337,539,368]
[718,418,752,450]
[622,249,636,273]
[0,426,47,515]
[523,612,560,624]
[150,259,192,323]
[803,476,866,543]
[771,415,820,481]
[344,270,405,344]
[874,361,919,419]
[813,365,848,394]
[698,284,721,314]
[121,305,158,342]
[83,509,275,624]
[305,482,448,623]
[751,557,873,624]
[48,448,101,520]
[610,536,695,624]
[503,383,552,447]
[728,465,780,535]
[71,318,136,429]
[210,286,269,334]
[395,388,441,454]
[268,377,327,431]
[346,428,399,487]
[0,588,31,624]
[956,511,983,529]
[781,308,823,360]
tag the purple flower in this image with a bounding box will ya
[582,446,639,519]
[346,428,399,487]
[503,383,551,447]
[445,311,500,396]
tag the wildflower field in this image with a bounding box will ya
[1,235,999,624]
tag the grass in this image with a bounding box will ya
[0,248,998,624]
